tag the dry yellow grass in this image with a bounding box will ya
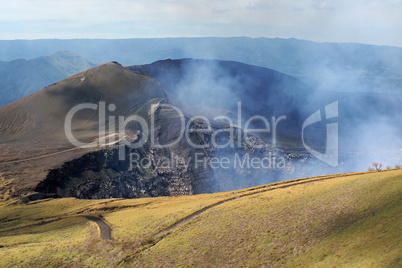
[0,169,401,267]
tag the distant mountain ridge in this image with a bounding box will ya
[0,37,401,93]
[0,51,97,107]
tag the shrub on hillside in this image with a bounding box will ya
[368,162,382,171]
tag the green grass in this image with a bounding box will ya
[0,169,401,267]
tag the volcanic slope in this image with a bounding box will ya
[0,61,165,142]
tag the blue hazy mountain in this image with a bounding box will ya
[0,51,98,107]
[0,37,401,94]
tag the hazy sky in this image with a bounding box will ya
[1,0,401,47]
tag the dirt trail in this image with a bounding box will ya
[0,134,124,165]
[154,175,333,238]
[84,216,114,241]
[159,171,380,237]
[0,147,84,165]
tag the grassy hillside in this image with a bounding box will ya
[0,169,401,267]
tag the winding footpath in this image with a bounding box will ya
[84,216,114,241]
[0,147,84,165]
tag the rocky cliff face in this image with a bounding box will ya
[34,146,192,199]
